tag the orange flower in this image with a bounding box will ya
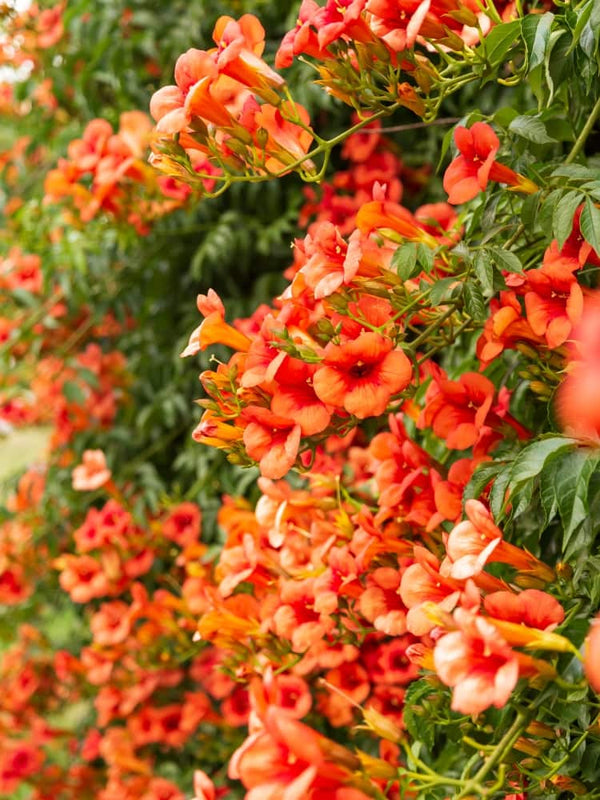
[192,410,245,450]
[443,122,538,205]
[584,613,600,693]
[72,449,112,491]
[418,371,497,452]
[556,295,600,441]
[270,358,332,436]
[242,406,302,479]
[213,14,285,103]
[433,608,519,714]
[228,705,373,798]
[181,289,251,356]
[192,770,215,800]
[356,198,439,247]
[524,262,583,350]
[312,331,412,419]
[444,500,555,583]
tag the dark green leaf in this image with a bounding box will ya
[552,448,600,551]
[463,281,486,321]
[521,192,540,228]
[464,460,507,504]
[488,247,523,274]
[507,437,577,488]
[473,251,495,296]
[489,466,512,519]
[522,12,554,72]
[509,115,556,144]
[580,197,600,254]
[552,190,584,249]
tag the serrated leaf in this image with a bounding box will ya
[507,437,577,488]
[521,192,540,228]
[509,115,556,144]
[464,460,507,504]
[488,247,523,274]
[403,680,438,751]
[463,281,486,320]
[429,277,456,305]
[552,190,584,249]
[417,243,435,275]
[473,251,495,296]
[490,466,512,519]
[552,448,600,551]
[580,197,600,254]
[391,242,418,281]
[551,164,596,180]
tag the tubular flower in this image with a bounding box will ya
[312,331,412,419]
[433,609,520,715]
[212,14,285,103]
[356,198,439,247]
[228,705,376,799]
[181,290,251,356]
[444,500,556,583]
[443,122,538,205]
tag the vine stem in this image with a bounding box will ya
[457,708,531,798]
[566,94,600,164]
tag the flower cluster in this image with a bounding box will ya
[149,15,314,187]
[44,112,194,233]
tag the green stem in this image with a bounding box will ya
[410,305,458,350]
[457,708,531,798]
[566,94,600,164]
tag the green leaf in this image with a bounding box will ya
[522,12,554,72]
[507,437,577,488]
[391,242,418,281]
[551,448,600,551]
[429,277,456,306]
[417,243,435,275]
[580,197,600,254]
[551,164,596,180]
[403,680,438,751]
[463,281,486,321]
[464,460,507,503]
[521,192,540,229]
[62,381,86,405]
[473,251,495,296]
[487,246,523,274]
[509,115,556,144]
[484,20,521,66]
[552,190,584,249]
[10,288,37,308]
[489,466,512,519]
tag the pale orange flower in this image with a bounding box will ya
[72,449,112,491]
[434,609,519,714]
